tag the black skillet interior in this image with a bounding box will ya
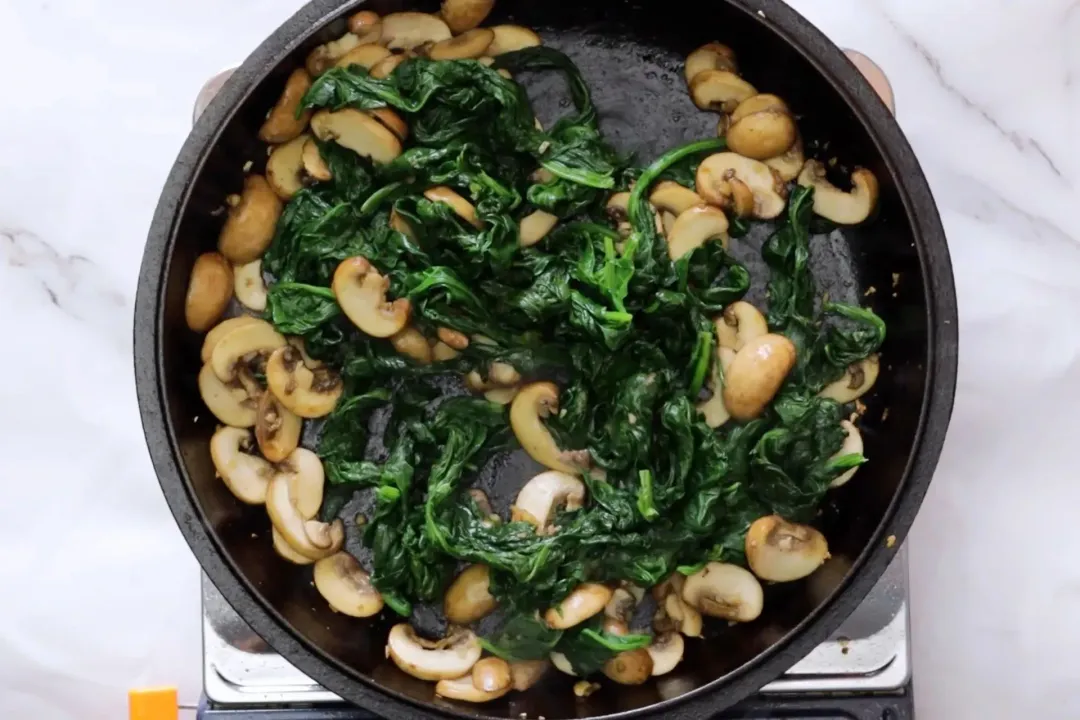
[156,0,933,717]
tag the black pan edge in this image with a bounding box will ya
[134,0,958,718]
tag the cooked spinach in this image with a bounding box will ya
[259,49,884,656]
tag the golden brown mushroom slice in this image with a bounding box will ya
[198,363,257,428]
[218,175,283,264]
[200,316,263,363]
[715,301,768,351]
[819,354,880,403]
[254,390,302,463]
[332,256,411,338]
[424,186,483,228]
[722,333,796,421]
[390,327,434,365]
[745,515,830,582]
[545,583,613,630]
[313,552,385,617]
[486,25,542,55]
[311,109,403,165]
[510,471,586,533]
[370,52,411,80]
[209,426,274,504]
[647,632,685,676]
[381,12,452,50]
[347,9,381,37]
[765,137,806,182]
[509,382,582,474]
[445,564,498,624]
[681,562,764,622]
[265,134,309,201]
[684,42,738,85]
[428,28,495,60]
[695,346,735,429]
[666,204,730,260]
[441,0,495,34]
[649,181,705,217]
[305,32,365,77]
[265,344,344,418]
[258,68,313,143]
[368,108,409,142]
[301,138,333,182]
[387,625,482,681]
[797,160,880,225]
[210,319,287,382]
[726,103,798,161]
[696,152,787,220]
[233,259,267,312]
[334,43,392,70]
[185,252,233,332]
[519,210,558,247]
[266,473,345,560]
[689,70,757,113]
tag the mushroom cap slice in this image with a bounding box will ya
[731,93,790,122]
[684,42,737,85]
[311,109,403,165]
[663,592,703,638]
[745,515,830,582]
[266,345,343,418]
[441,0,495,33]
[695,346,736,429]
[819,354,880,404]
[198,363,257,428]
[649,181,705,216]
[266,133,310,200]
[509,382,580,474]
[334,43,392,69]
[486,24,542,55]
[389,208,416,239]
[424,186,483,229]
[545,583,613,630]
[390,327,433,365]
[689,70,757,113]
[428,28,494,60]
[302,138,333,182]
[258,68,313,144]
[281,447,325,519]
[218,175,282,264]
[445,564,498,625]
[370,52,410,80]
[602,648,653,686]
[666,204,730,260]
[255,391,302,463]
[314,552,385,618]
[273,528,315,565]
[519,209,558,247]
[471,657,512,693]
[510,471,586,533]
[233,259,268,312]
[266,474,344,560]
[201,316,263,363]
[726,109,798,161]
[647,633,685,677]
[347,9,380,35]
[716,301,768,351]
[435,673,509,703]
[185,252,233,332]
[332,256,411,338]
[829,420,864,488]
[368,108,409,142]
[722,333,797,421]
[765,137,806,182]
[306,32,363,76]
[696,152,787,220]
[387,624,482,681]
[209,427,274,504]
[797,160,880,225]
[210,319,287,382]
[681,562,764,622]
[508,659,549,691]
[381,12,452,50]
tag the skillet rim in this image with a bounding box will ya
[134,0,959,717]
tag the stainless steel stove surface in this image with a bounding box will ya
[201,546,911,716]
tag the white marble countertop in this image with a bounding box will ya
[2,0,1078,718]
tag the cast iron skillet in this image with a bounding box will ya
[135,0,958,717]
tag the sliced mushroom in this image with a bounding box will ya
[282,447,325,518]
[435,673,509,703]
[273,528,315,565]
[510,659,549,691]
[689,70,757,113]
[209,426,274,504]
[666,204,730,260]
[441,0,495,33]
[266,345,343,418]
[471,657,512,694]
[334,43,392,70]
[745,515,830,582]
[389,208,416,239]
[314,552,385,617]
[258,68,313,143]
[265,473,345,560]
[445,564,497,625]
[332,256,411,338]
[510,471,586,533]
[722,333,797,421]
[605,191,663,235]
[381,12,452,50]
[437,327,469,351]
[484,387,519,405]
[603,648,653,685]
[647,633,685,677]
[727,108,797,161]
[210,319,287,382]
[218,175,283,264]
[255,391,302,463]
[661,211,676,237]
[681,562,764,622]
[429,28,494,60]
[605,587,637,623]
[550,651,577,676]
[368,108,409,142]
[716,301,768,351]
[545,583,613,630]
[306,32,364,76]
[390,327,433,365]
[387,624,482,681]
[432,341,460,362]
[519,209,558,247]
[695,346,736,429]
[301,138,332,182]
[486,24,542,55]
[233,259,267,312]
[730,93,790,123]
[347,9,381,36]
[819,355,880,403]
[424,186,483,229]
[663,592,703,638]
[185,252,233,332]
[684,42,737,85]
[797,160,879,225]
[201,316,262,363]
[649,181,705,217]
[696,152,786,220]
[510,382,579,474]
[311,109,402,165]
[829,420,864,488]
[198,363,257,427]
[370,52,410,80]
[765,137,805,182]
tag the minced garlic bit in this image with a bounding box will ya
[891,272,900,288]
[864,286,877,296]
[886,534,896,548]
[242,160,253,172]
[573,680,600,698]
